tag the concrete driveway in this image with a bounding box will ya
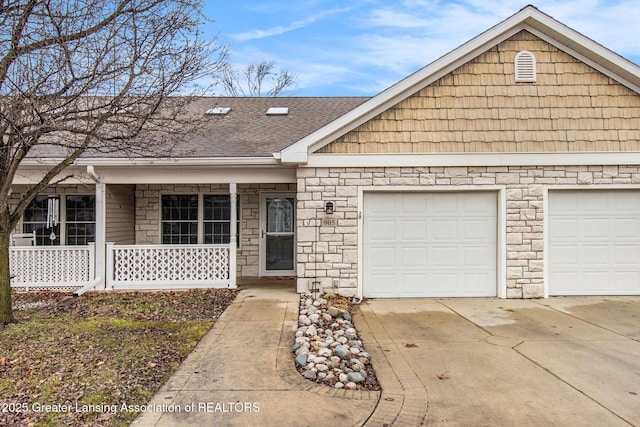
[355,297,640,426]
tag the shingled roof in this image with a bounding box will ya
[175,97,369,158]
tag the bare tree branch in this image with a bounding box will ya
[220,59,297,97]
[0,0,229,323]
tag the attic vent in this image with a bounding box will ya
[205,106,231,116]
[266,107,288,116]
[515,51,536,82]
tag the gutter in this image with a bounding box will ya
[19,156,282,167]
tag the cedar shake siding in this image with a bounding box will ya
[319,31,640,155]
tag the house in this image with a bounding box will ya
[9,5,640,299]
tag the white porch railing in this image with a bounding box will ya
[9,245,95,291]
[106,244,231,289]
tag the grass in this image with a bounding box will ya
[0,289,237,426]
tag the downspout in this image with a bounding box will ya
[74,166,106,296]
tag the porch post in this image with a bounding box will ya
[229,183,237,288]
[95,182,106,289]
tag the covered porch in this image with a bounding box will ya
[9,161,297,293]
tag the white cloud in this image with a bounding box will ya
[232,7,350,41]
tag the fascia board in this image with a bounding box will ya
[18,156,280,167]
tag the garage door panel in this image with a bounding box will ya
[402,274,428,295]
[431,193,459,213]
[549,190,640,295]
[464,246,494,266]
[431,274,459,295]
[369,247,396,268]
[401,247,427,267]
[369,220,396,241]
[582,245,610,264]
[612,244,640,265]
[615,272,640,291]
[364,192,497,298]
[613,218,640,238]
[463,273,494,294]
[464,220,496,240]
[550,218,578,239]
[401,194,428,213]
[402,220,426,240]
[583,218,609,239]
[369,273,397,297]
[432,220,459,241]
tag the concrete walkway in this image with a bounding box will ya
[131,284,380,427]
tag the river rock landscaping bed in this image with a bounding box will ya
[293,293,380,391]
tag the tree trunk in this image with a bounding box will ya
[0,210,15,325]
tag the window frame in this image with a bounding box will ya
[22,194,96,246]
[160,193,241,246]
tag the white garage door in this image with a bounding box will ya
[363,192,497,298]
[549,190,640,296]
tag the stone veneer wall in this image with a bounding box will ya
[134,183,296,278]
[296,164,640,298]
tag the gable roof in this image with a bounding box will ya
[26,96,369,164]
[279,5,640,164]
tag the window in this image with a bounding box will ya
[161,194,240,245]
[515,51,536,82]
[23,195,60,246]
[23,195,95,245]
[161,195,198,244]
[66,195,96,245]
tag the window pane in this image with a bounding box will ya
[66,195,95,221]
[204,195,230,220]
[161,195,198,244]
[162,195,197,221]
[66,223,95,245]
[65,195,96,245]
[23,195,60,246]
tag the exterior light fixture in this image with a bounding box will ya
[325,201,334,214]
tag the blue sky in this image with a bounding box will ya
[203,1,640,96]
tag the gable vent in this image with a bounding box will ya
[205,106,231,116]
[515,51,536,82]
[266,107,288,116]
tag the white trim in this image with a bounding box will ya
[279,6,640,164]
[19,156,280,167]
[229,183,238,288]
[356,185,506,299]
[543,184,640,298]
[305,152,640,168]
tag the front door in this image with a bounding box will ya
[260,194,296,276]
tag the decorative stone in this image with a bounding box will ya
[335,382,344,389]
[318,347,332,358]
[295,346,309,356]
[303,370,317,380]
[347,372,365,383]
[295,354,308,367]
[334,345,350,360]
[345,382,358,390]
[299,315,311,326]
